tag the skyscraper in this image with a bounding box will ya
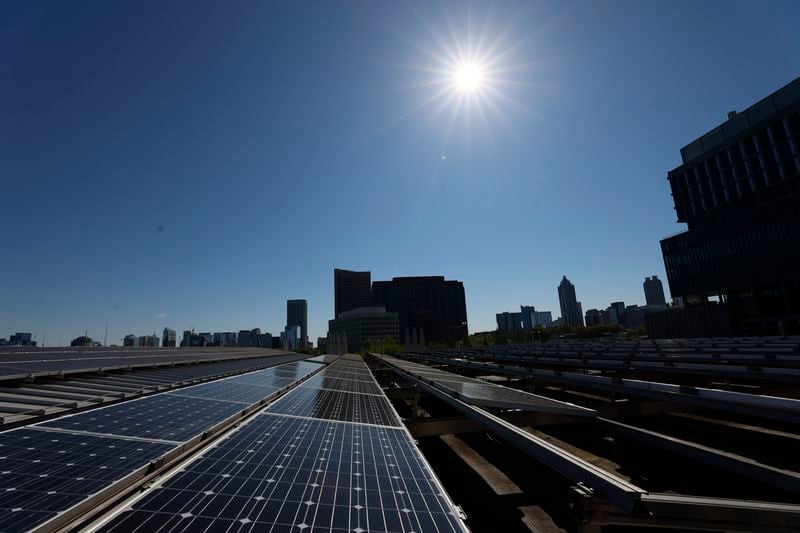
[520,305,536,330]
[607,301,626,326]
[496,312,522,333]
[558,276,584,327]
[334,269,372,318]
[643,276,667,306]
[286,299,308,348]
[653,76,800,337]
[372,276,468,344]
[162,328,176,347]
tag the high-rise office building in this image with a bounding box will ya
[327,306,399,353]
[138,334,159,347]
[608,301,626,326]
[334,269,373,318]
[585,308,610,327]
[286,299,308,348]
[496,312,522,333]
[372,276,468,344]
[643,276,667,306]
[213,332,237,347]
[238,329,256,347]
[652,76,800,337]
[520,306,536,330]
[558,276,584,327]
[162,328,176,348]
[533,311,554,327]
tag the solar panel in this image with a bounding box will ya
[169,381,283,404]
[39,394,247,442]
[0,360,324,532]
[0,428,174,532]
[268,385,402,427]
[0,349,306,383]
[301,374,385,396]
[98,413,465,532]
[304,354,342,365]
[379,355,595,416]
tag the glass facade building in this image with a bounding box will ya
[654,76,800,337]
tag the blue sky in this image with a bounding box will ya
[2,1,799,346]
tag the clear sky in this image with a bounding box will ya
[2,1,799,346]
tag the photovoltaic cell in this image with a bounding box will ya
[98,413,465,533]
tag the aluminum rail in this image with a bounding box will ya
[409,353,800,423]
[424,351,800,382]
[455,349,800,368]
[597,417,800,494]
[636,493,800,532]
[0,348,292,382]
[375,354,646,513]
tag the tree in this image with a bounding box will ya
[360,336,403,355]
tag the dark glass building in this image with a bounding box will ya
[372,276,468,344]
[334,269,373,317]
[286,299,308,348]
[652,76,800,337]
[557,276,584,327]
[643,276,667,307]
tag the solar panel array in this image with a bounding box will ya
[0,348,293,382]
[378,355,595,416]
[98,358,468,533]
[0,359,323,533]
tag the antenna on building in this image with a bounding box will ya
[103,322,108,347]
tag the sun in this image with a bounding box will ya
[455,63,484,92]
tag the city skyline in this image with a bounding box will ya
[3,1,800,345]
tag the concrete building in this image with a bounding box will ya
[372,276,468,344]
[334,269,373,318]
[644,276,667,306]
[257,332,272,348]
[70,335,93,347]
[327,306,399,353]
[138,334,159,347]
[585,308,610,327]
[238,329,256,347]
[123,334,137,347]
[286,299,308,349]
[558,276,584,327]
[8,333,35,346]
[654,76,800,337]
[520,306,536,330]
[162,328,177,348]
[212,332,237,347]
[496,312,522,333]
[533,311,554,327]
